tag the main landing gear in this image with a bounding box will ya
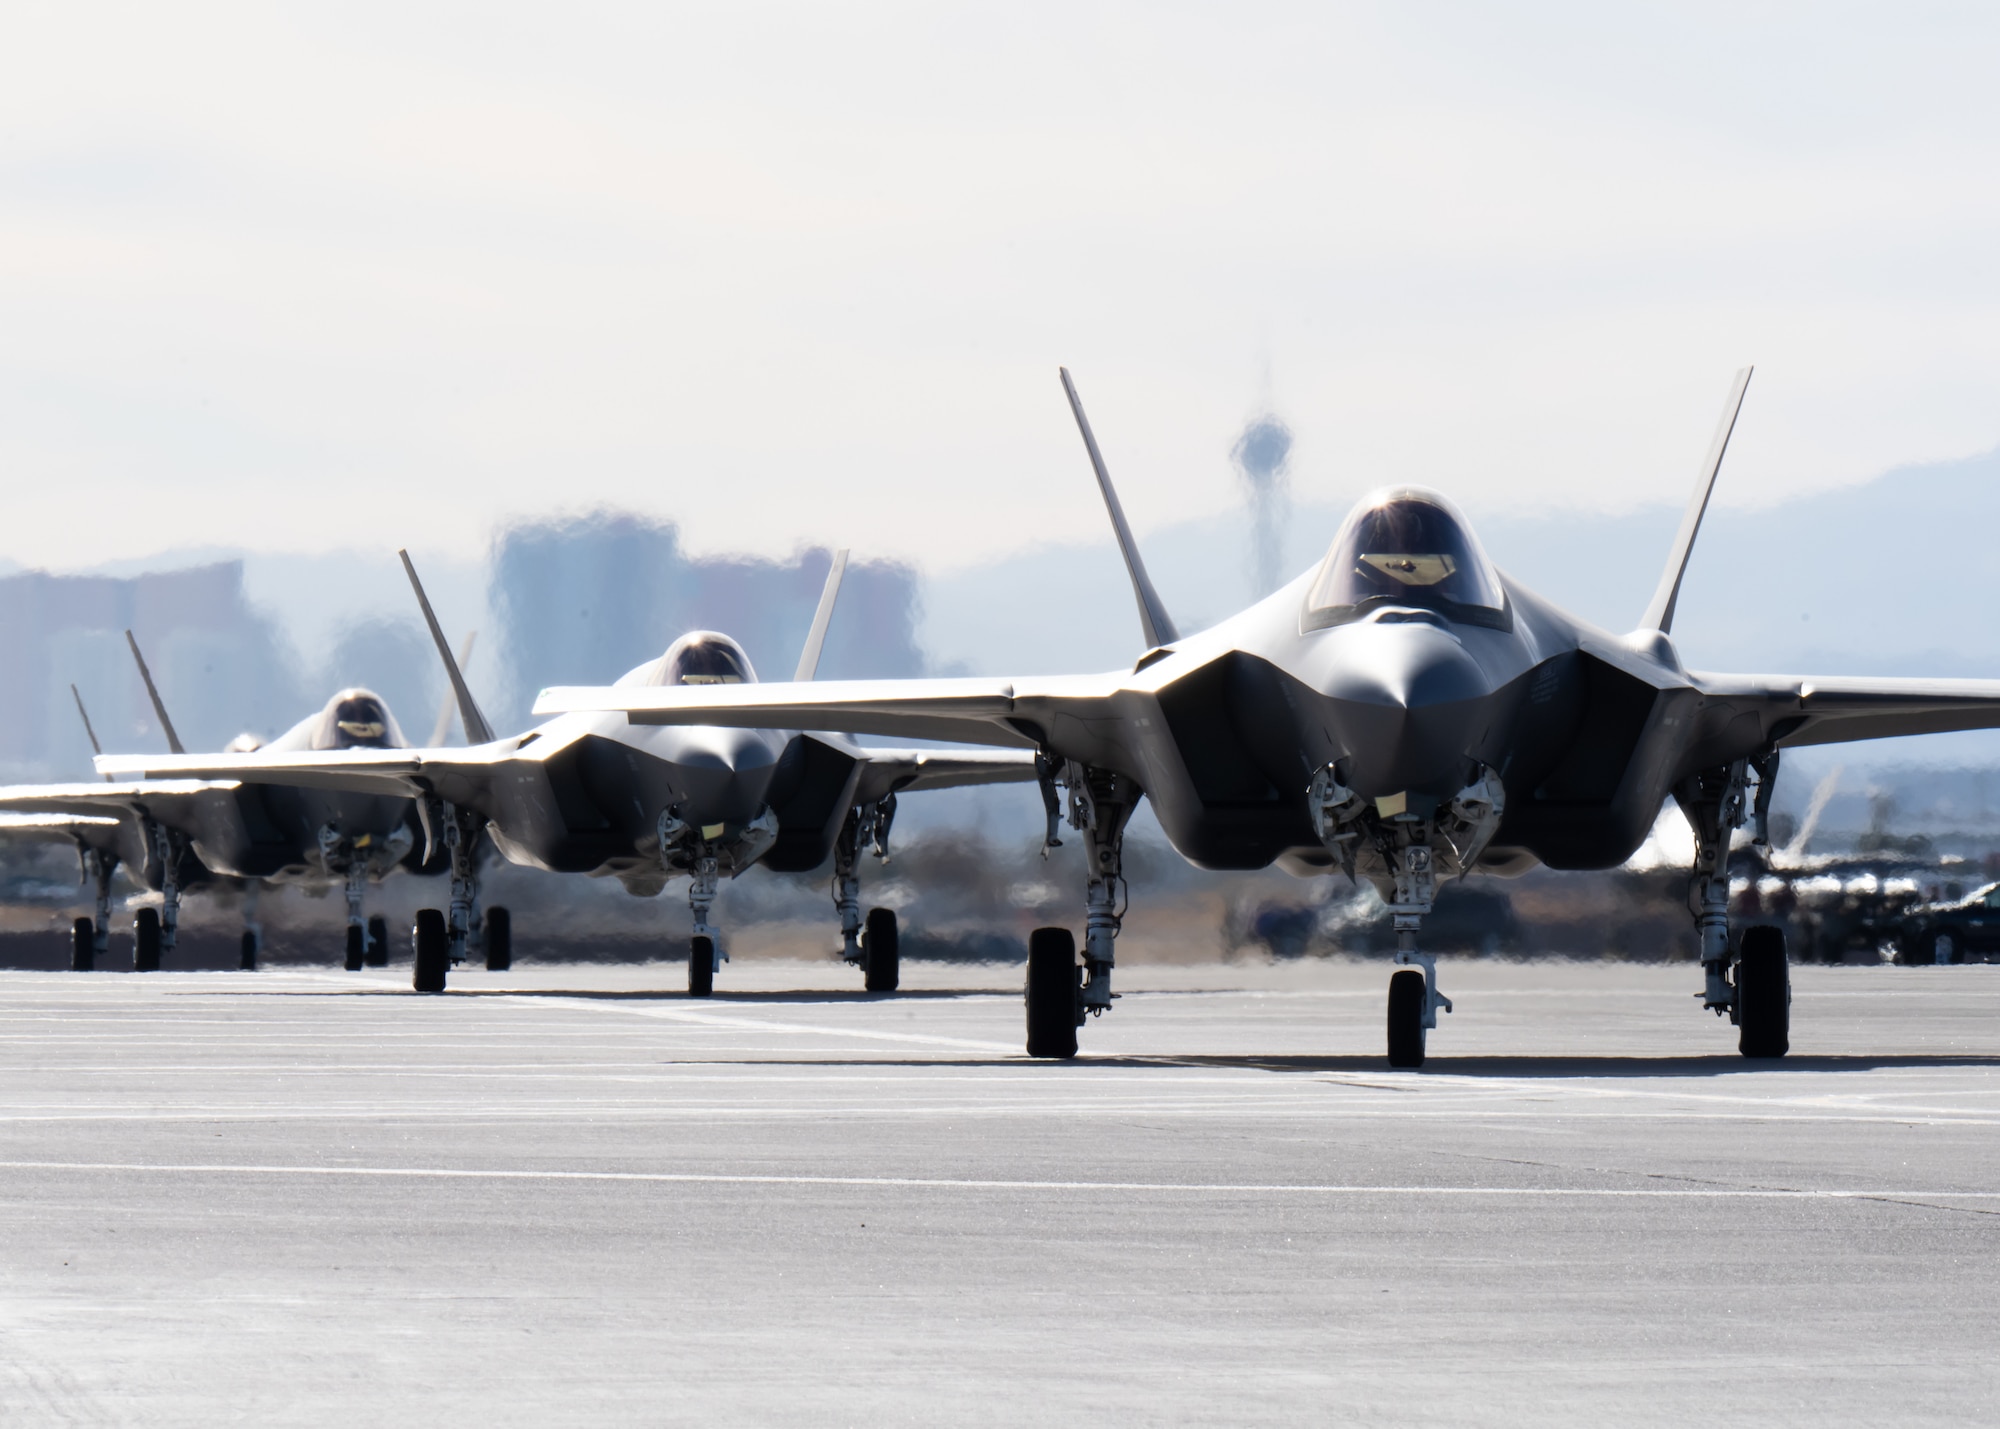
[69,845,118,972]
[1677,754,1791,1059]
[129,822,189,973]
[832,796,900,994]
[1022,762,1139,1059]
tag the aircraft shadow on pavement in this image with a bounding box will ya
[1189,1053,2000,1078]
[685,1052,2000,1077]
[180,994,2000,1073]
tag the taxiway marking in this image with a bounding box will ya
[0,1158,1994,1202]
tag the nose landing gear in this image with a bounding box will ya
[1310,766,1498,1068]
[1388,935,1453,1069]
[687,852,722,998]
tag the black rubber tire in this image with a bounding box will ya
[133,907,161,973]
[1024,927,1079,1059]
[239,930,258,971]
[412,908,449,994]
[365,915,390,967]
[71,917,94,973]
[1737,925,1791,1059]
[484,907,512,972]
[1929,929,1960,966]
[1387,969,1427,1068]
[344,923,365,971]
[863,907,899,992]
[689,934,715,998]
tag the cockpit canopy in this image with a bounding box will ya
[312,689,407,750]
[627,631,759,689]
[1304,487,1507,630]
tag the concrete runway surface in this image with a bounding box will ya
[0,958,1996,1426]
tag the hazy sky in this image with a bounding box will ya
[3,2,1997,570]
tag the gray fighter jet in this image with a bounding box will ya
[0,634,437,971]
[100,551,1039,995]
[528,365,2000,1065]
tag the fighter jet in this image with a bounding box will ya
[527,365,2000,1065]
[99,550,1040,995]
[0,633,439,970]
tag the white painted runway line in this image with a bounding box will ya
[2,1158,1996,1203]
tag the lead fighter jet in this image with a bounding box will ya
[533,366,2000,1065]
[102,550,1040,994]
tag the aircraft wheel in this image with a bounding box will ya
[1930,929,1959,966]
[1024,927,1079,1059]
[1387,969,1426,1068]
[240,931,258,971]
[344,924,365,971]
[688,935,715,998]
[365,915,390,967]
[71,917,95,973]
[1737,925,1790,1059]
[412,909,449,994]
[133,908,161,973]
[484,907,512,971]
[863,907,899,993]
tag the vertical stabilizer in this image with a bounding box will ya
[427,631,478,746]
[124,631,186,755]
[399,550,497,745]
[794,549,849,682]
[71,684,113,781]
[1642,366,1754,634]
[1059,368,1180,651]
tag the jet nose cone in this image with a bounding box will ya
[1323,618,1488,711]
[674,727,781,825]
[1320,618,1496,799]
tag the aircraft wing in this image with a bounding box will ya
[1694,673,2000,749]
[851,747,1040,804]
[93,747,510,814]
[0,780,243,825]
[533,674,1132,750]
[0,810,125,844]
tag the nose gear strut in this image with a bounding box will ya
[1309,764,1504,1067]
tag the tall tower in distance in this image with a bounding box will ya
[1230,411,1294,600]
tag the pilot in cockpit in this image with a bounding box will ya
[647,632,759,688]
[316,690,406,750]
[1304,486,1508,630]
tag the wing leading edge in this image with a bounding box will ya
[90,747,498,809]
[532,673,1130,750]
[1692,671,2000,751]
